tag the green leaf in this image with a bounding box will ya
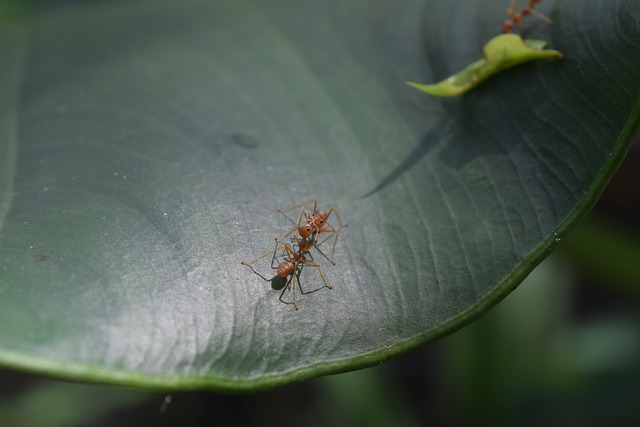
[0,0,639,391]
[407,34,563,97]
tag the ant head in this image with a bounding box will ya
[313,210,327,224]
[299,224,313,238]
[297,238,309,252]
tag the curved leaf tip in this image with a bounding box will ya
[407,33,563,97]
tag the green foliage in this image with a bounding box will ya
[0,0,639,391]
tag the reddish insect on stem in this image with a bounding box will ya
[502,0,552,33]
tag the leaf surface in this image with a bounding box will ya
[0,0,639,390]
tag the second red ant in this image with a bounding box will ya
[502,0,552,33]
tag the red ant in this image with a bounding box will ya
[277,200,347,265]
[502,0,552,33]
[241,236,331,310]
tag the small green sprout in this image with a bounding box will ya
[407,33,563,97]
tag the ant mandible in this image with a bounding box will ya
[277,200,348,265]
[241,236,331,310]
[502,0,552,33]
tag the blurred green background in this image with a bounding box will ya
[1,139,638,426]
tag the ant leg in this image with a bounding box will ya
[278,208,305,238]
[270,238,288,269]
[242,239,284,280]
[291,234,314,257]
[312,226,339,265]
[293,265,300,310]
[242,263,273,282]
[327,228,339,265]
[310,232,338,265]
[278,200,318,236]
[527,7,553,25]
[324,207,348,229]
[279,274,299,310]
[278,200,317,220]
[242,238,283,266]
[323,207,348,263]
[299,258,332,291]
[240,264,273,282]
[276,238,297,260]
[282,200,318,213]
[272,237,302,270]
[293,231,328,263]
[294,231,317,253]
